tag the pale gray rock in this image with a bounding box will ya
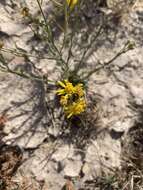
[84,132,121,179]
[129,81,143,105]
[63,159,82,177]
[82,163,96,181]
[0,72,48,148]
[0,22,26,36]
[52,144,74,162]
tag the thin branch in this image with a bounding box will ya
[82,42,134,80]
[0,48,60,61]
[0,61,54,84]
[73,24,103,73]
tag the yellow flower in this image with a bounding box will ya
[56,80,86,118]
[64,98,86,118]
[56,80,75,95]
[60,95,68,106]
[66,0,78,9]
[74,83,84,97]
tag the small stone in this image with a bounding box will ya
[130,84,143,105]
[48,126,60,138]
[52,145,71,162]
[111,120,131,133]
[63,159,82,177]
[82,163,94,181]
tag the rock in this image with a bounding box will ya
[48,125,60,138]
[110,120,132,134]
[63,159,82,177]
[0,22,25,36]
[15,143,64,177]
[82,163,94,181]
[52,144,82,177]
[84,132,121,179]
[4,130,47,148]
[130,83,143,105]
[52,144,74,162]
[0,73,48,148]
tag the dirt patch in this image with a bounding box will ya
[0,145,22,190]
[121,112,143,190]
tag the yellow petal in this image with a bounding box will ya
[57,81,66,88]
[67,112,73,118]
[56,89,65,95]
[66,0,78,9]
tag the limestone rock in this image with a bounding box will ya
[63,159,82,177]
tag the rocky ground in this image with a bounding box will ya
[0,0,143,190]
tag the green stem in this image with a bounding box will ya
[36,0,52,38]
[82,46,130,80]
[74,24,103,73]
[0,60,54,84]
[0,48,61,61]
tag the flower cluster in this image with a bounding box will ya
[56,80,86,118]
